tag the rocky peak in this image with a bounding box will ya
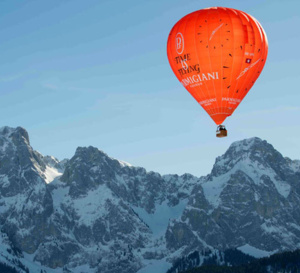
[210,137,288,179]
[286,158,300,173]
[42,155,68,172]
[218,137,272,163]
[69,146,124,169]
[42,155,60,167]
[60,146,126,197]
[0,127,300,273]
[0,127,54,254]
[0,126,30,146]
[0,126,46,185]
[201,136,297,214]
[0,127,65,180]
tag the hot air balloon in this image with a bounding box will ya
[167,7,268,137]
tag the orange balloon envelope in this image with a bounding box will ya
[167,7,268,128]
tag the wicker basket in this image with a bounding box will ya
[216,126,227,138]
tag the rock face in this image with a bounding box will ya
[0,127,299,273]
[166,138,300,255]
[0,126,54,255]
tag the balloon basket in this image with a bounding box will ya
[216,125,227,138]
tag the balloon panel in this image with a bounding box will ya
[167,7,268,125]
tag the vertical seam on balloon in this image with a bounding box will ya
[182,13,207,107]
[193,11,217,118]
[181,13,208,109]
[199,10,218,118]
[243,17,268,99]
[260,24,268,79]
[230,10,245,111]
[251,16,263,42]
[245,14,265,102]
[192,11,216,118]
[216,7,224,119]
[244,16,264,94]
[259,21,269,60]
[206,9,220,119]
[221,8,234,118]
[225,8,236,117]
[258,23,268,68]
[250,17,268,75]
[229,9,248,115]
[237,13,260,103]
[238,12,256,102]
[259,22,268,48]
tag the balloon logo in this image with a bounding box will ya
[167,7,268,137]
[175,33,184,54]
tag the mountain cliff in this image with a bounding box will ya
[0,127,299,273]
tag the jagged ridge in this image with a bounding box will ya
[0,127,299,273]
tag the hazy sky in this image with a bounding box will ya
[0,0,299,176]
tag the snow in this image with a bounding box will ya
[0,234,63,273]
[230,138,258,152]
[21,245,98,273]
[290,160,300,173]
[51,182,70,214]
[261,222,282,234]
[95,148,132,168]
[137,258,171,273]
[117,159,132,167]
[47,155,58,163]
[0,174,10,187]
[90,166,100,172]
[202,154,291,207]
[131,199,188,238]
[0,194,28,214]
[0,139,9,153]
[114,174,130,190]
[260,221,296,245]
[288,223,300,231]
[271,179,291,198]
[202,173,230,208]
[237,244,276,258]
[70,264,97,273]
[44,166,63,184]
[254,192,259,201]
[0,126,14,135]
[22,251,63,273]
[0,234,16,269]
[68,184,115,226]
[163,174,199,195]
[0,131,299,272]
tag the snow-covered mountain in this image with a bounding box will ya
[0,126,299,273]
